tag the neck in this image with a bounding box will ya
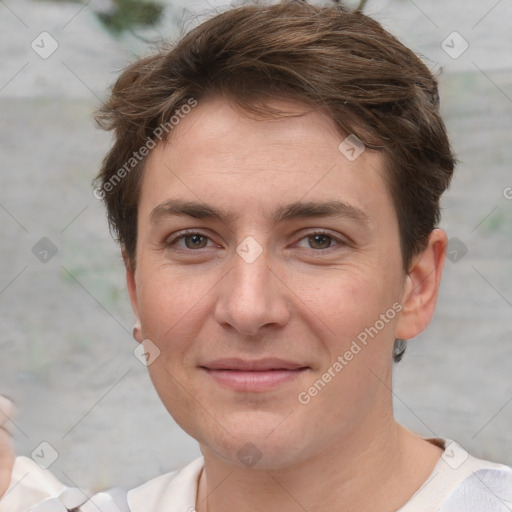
[196,417,443,512]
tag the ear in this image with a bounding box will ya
[123,248,141,332]
[396,229,448,340]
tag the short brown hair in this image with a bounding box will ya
[95,0,455,274]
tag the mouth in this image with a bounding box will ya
[199,358,310,392]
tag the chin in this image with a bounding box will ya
[192,411,312,470]
[208,436,308,471]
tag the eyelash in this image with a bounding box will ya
[164,229,348,253]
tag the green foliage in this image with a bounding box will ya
[96,0,165,36]
[34,0,82,3]
[332,0,369,11]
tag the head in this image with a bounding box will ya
[94,1,454,470]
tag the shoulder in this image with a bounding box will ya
[433,438,511,511]
[1,455,130,512]
[439,450,512,512]
[1,455,204,512]
[400,438,512,512]
[0,455,68,511]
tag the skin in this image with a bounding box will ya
[126,96,448,512]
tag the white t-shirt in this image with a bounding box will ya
[1,438,511,512]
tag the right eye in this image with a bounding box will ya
[164,231,214,251]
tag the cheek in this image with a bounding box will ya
[135,264,218,371]
[295,272,400,425]
[137,264,199,331]
[136,268,210,424]
[302,268,399,344]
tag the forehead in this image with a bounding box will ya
[139,96,394,228]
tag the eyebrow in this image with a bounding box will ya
[150,199,370,226]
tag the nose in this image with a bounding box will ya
[213,245,291,337]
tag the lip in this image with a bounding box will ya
[202,358,307,371]
[200,358,309,392]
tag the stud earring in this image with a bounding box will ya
[393,338,407,362]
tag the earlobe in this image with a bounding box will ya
[396,229,448,340]
[132,322,143,343]
[123,248,143,342]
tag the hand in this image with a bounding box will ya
[0,396,15,498]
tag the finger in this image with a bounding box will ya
[0,396,15,498]
[0,445,15,498]
[0,397,14,436]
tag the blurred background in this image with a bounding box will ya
[1,0,511,493]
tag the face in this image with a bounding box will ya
[127,96,411,470]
